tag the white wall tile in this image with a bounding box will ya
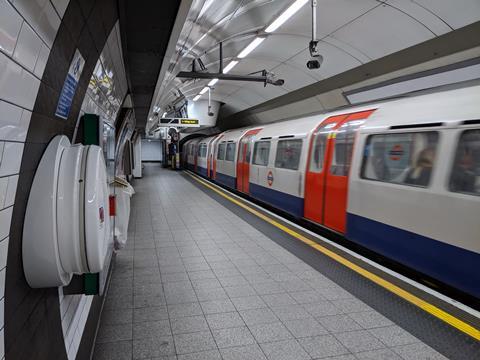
[5,175,18,207]
[0,142,24,177]
[0,207,12,240]
[0,52,40,110]
[0,178,7,208]
[0,298,4,329]
[34,42,49,78]
[13,0,61,48]
[0,0,23,56]
[0,100,27,142]
[14,21,43,72]
[51,0,70,18]
[0,328,4,360]
[0,238,8,270]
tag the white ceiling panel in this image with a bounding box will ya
[331,4,435,59]
[415,0,480,29]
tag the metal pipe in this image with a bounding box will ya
[219,42,223,73]
[311,0,317,42]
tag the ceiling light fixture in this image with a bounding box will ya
[208,78,218,86]
[193,94,201,101]
[162,112,167,117]
[265,0,309,33]
[237,37,265,58]
[199,87,209,95]
[223,60,238,74]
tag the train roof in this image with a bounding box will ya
[360,84,480,133]
[254,115,322,139]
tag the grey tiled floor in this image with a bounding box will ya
[93,164,447,360]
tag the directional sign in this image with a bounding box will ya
[158,118,200,127]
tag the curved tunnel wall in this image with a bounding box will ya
[2,0,120,359]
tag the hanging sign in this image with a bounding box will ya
[55,49,85,119]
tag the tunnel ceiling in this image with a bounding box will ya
[148,0,480,130]
[118,0,181,128]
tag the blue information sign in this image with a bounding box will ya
[55,49,85,120]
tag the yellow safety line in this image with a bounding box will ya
[186,171,480,341]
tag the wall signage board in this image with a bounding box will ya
[55,49,85,119]
[158,118,200,127]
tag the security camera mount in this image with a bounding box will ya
[307,0,323,69]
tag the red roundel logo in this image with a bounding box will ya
[267,171,274,186]
[389,144,404,161]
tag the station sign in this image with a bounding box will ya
[158,118,200,127]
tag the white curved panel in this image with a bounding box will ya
[273,63,318,91]
[415,0,480,29]
[331,4,435,59]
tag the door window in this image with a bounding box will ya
[449,129,480,196]
[309,123,336,172]
[217,143,226,160]
[331,120,364,176]
[225,143,236,161]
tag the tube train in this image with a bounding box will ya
[183,85,480,301]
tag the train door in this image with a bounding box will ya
[194,143,198,172]
[304,110,375,233]
[211,135,223,180]
[237,129,261,193]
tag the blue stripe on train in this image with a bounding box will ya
[197,165,208,177]
[215,172,236,189]
[249,183,304,217]
[346,213,480,299]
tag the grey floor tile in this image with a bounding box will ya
[289,290,325,304]
[96,324,132,343]
[133,336,175,359]
[211,326,256,348]
[249,322,293,343]
[271,305,311,321]
[218,275,249,287]
[298,334,350,359]
[133,319,171,339]
[162,272,190,283]
[220,344,267,360]
[206,311,245,330]
[251,281,285,295]
[260,339,311,360]
[390,343,448,360]
[170,315,209,334]
[200,299,236,314]
[134,294,166,308]
[317,314,363,333]
[173,331,217,355]
[333,298,372,313]
[195,286,229,301]
[261,293,297,307]
[188,270,217,280]
[348,311,393,329]
[355,348,403,360]
[239,308,279,326]
[100,309,133,326]
[283,318,328,338]
[134,306,169,323]
[168,302,203,318]
[224,284,257,298]
[93,340,132,360]
[303,301,343,317]
[191,277,222,289]
[177,350,222,360]
[368,325,419,347]
[334,330,385,353]
[231,295,267,311]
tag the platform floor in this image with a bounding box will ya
[93,164,457,360]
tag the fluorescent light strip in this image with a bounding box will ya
[199,87,209,95]
[208,78,218,86]
[265,0,309,33]
[193,95,201,101]
[223,60,238,74]
[198,0,214,19]
[238,37,265,58]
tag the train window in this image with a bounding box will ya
[330,120,364,176]
[225,143,236,161]
[361,131,439,187]
[449,129,480,196]
[275,139,303,170]
[217,143,226,160]
[199,144,207,158]
[253,141,270,166]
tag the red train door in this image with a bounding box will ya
[304,110,375,233]
[237,129,261,193]
[212,135,223,180]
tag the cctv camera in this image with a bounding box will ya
[208,112,214,117]
[306,55,323,70]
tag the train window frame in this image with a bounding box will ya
[252,140,271,166]
[360,131,440,188]
[225,143,236,162]
[274,138,303,170]
[330,120,365,176]
[217,142,226,160]
[448,129,480,197]
[309,124,336,173]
